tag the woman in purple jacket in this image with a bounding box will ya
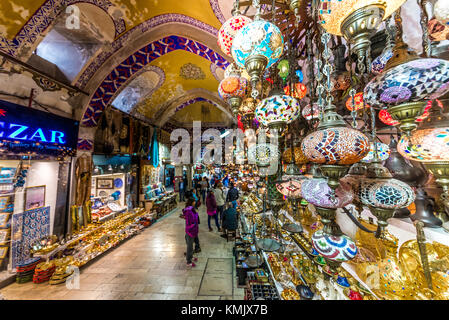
[206,190,221,232]
[183,198,199,267]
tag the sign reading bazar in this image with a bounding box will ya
[0,100,79,157]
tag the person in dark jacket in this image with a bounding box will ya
[221,203,238,234]
[226,182,239,209]
[182,198,199,267]
[206,190,220,232]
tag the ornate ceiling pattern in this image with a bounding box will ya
[82,35,229,127]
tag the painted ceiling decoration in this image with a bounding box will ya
[82,35,229,127]
[210,63,224,82]
[209,0,226,24]
[75,13,219,88]
[179,63,206,80]
[0,0,126,57]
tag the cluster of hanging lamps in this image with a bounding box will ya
[319,0,406,65]
[231,0,284,98]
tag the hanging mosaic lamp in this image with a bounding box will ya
[301,178,354,210]
[397,100,449,207]
[218,14,253,57]
[284,83,307,100]
[311,230,358,265]
[345,92,370,111]
[278,59,290,82]
[435,0,449,25]
[319,0,406,61]
[231,5,284,95]
[301,103,370,190]
[359,160,415,236]
[378,109,400,126]
[364,58,449,136]
[301,177,355,240]
[361,142,390,163]
[255,91,300,130]
[218,76,248,116]
[302,103,320,121]
[276,176,305,199]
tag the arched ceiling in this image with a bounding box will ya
[0,0,232,130]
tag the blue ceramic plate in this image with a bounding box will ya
[114,178,123,188]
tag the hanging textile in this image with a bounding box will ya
[149,127,160,167]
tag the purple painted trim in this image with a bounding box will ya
[0,0,126,57]
[76,14,219,88]
[175,97,221,113]
[210,0,226,24]
[81,35,229,127]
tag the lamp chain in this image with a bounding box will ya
[232,0,241,16]
[321,32,334,109]
[419,0,432,57]
[253,0,261,21]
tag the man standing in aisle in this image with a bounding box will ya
[178,178,186,202]
[213,182,226,224]
[226,182,239,209]
[200,177,208,203]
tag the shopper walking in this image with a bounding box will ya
[206,190,221,232]
[182,198,199,267]
[213,182,226,223]
[226,182,240,209]
[200,177,208,203]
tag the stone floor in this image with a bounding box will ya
[0,204,245,300]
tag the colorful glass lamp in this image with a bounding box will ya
[255,92,300,131]
[217,6,252,57]
[364,58,449,136]
[218,75,248,117]
[231,2,284,97]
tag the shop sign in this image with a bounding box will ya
[0,100,79,156]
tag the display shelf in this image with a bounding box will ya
[280,209,377,299]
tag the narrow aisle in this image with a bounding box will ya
[0,204,245,300]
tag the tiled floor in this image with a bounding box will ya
[0,204,246,300]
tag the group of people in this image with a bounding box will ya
[180,177,240,267]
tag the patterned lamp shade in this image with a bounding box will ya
[371,48,393,75]
[398,128,449,162]
[311,230,358,263]
[282,147,308,166]
[300,178,354,209]
[276,176,305,199]
[255,94,300,127]
[360,178,415,209]
[218,76,248,100]
[248,143,279,167]
[361,142,391,163]
[378,109,400,126]
[301,127,370,165]
[218,15,253,57]
[364,59,449,106]
[302,103,320,121]
[435,0,449,24]
[231,20,284,69]
[284,83,307,100]
[346,92,370,111]
[319,0,406,36]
